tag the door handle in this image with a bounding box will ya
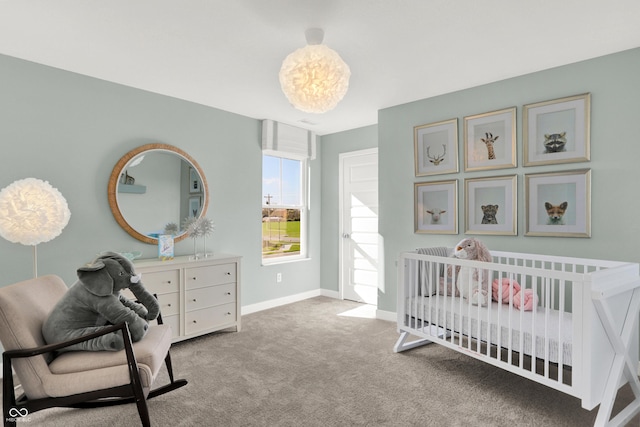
[342,233,351,239]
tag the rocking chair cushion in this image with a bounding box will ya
[45,324,172,397]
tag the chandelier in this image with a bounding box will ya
[279,28,351,114]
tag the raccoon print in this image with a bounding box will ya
[543,132,567,153]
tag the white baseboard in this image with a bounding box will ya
[376,309,396,322]
[320,289,341,299]
[241,288,343,316]
[242,289,318,315]
[240,288,400,325]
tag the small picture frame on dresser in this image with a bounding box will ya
[158,234,174,260]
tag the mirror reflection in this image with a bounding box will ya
[108,144,208,244]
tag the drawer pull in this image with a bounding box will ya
[226,312,231,316]
[167,280,172,284]
[192,298,197,302]
[167,303,172,307]
[225,292,232,296]
[226,272,231,276]
[192,320,197,324]
[192,277,197,281]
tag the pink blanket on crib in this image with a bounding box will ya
[491,278,538,311]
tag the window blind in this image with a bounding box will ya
[262,120,316,160]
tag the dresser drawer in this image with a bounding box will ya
[142,270,180,295]
[185,263,236,289]
[117,289,177,319]
[160,314,180,339]
[157,292,180,316]
[185,302,236,335]
[185,283,235,311]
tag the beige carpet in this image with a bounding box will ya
[4,297,639,426]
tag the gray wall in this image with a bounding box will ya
[319,125,378,293]
[378,47,640,313]
[2,47,639,319]
[0,54,321,309]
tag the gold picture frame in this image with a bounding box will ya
[414,118,459,176]
[464,107,517,172]
[525,169,591,237]
[464,175,517,236]
[523,93,591,166]
[414,180,458,234]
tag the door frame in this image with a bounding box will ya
[338,147,379,303]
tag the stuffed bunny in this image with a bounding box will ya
[447,238,492,306]
[42,252,160,352]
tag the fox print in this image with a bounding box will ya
[545,202,568,225]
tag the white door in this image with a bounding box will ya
[339,148,379,304]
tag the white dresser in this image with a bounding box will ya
[131,253,241,342]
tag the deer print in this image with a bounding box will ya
[481,132,499,160]
[426,144,446,166]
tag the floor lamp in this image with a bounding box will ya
[0,178,71,278]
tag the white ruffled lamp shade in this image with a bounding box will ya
[0,177,71,277]
[279,29,351,114]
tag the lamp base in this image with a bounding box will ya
[33,244,38,278]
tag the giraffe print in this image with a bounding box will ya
[481,132,499,160]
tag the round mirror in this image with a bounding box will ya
[108,143,209,244]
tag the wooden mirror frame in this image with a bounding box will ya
[108,143,209,244]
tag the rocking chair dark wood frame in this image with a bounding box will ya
[2,301,187,427]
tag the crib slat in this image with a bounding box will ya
[517,272,524,370]
[558,278,565,384]
[544,276,551,380]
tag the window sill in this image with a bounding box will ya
[261,257,311,267]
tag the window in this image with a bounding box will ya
[262,154,307,261]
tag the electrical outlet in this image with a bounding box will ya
[276,273,282,283]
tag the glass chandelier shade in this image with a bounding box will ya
[279,30,351,114]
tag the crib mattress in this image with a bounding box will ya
[406,295,573,365]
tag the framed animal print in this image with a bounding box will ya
[414,118,459,176]
[525,169,591,237]
[523,93,591,166]
[414,180,458,234]
[189,167,202,193]
[464,175,517,236]
[463,107,516,172]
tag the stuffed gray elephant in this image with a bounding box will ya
[42,252,160,352]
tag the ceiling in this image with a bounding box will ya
[1,1,639,136]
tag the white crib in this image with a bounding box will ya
[394,248,640,427]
